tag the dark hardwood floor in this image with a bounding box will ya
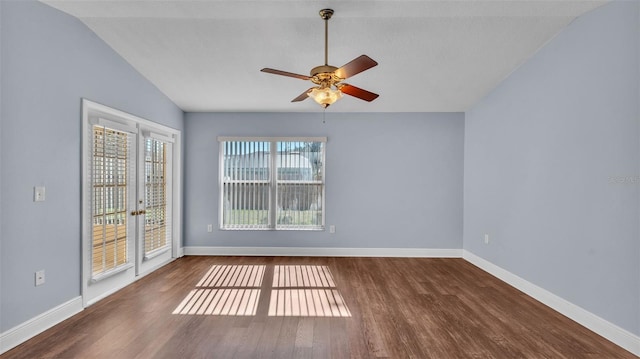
[2,256,636,358]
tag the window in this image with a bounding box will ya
[219,137,326,230]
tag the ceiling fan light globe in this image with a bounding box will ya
[309,87,342,107]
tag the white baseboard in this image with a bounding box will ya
[462,250,640,357]
[183,246,462,258]
[0,296,83,355]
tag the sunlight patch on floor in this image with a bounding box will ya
[173,288,261,315]
[173,264,350,317]
[272,264,336,288]
[173,265,265,316]
[268,289,351,317]
[196,264,265,288]
[269,265,351,317]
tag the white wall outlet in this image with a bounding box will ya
[207,224,213,233]
[484,234,490,244]
[329,225,336,234]
[34,186,46,202]
[35,270,45,286]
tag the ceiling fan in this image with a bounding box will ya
[261,9,379,108]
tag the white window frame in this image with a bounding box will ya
[218,136,327,231]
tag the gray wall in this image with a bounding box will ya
[464,0,639,335]
[0,1,183,331]
[184,112,464,249]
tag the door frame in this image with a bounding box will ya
[81,99,182,307]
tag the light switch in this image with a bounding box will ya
[35,270,45,286]
[34,186,46,202]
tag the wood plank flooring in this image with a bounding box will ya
[2,256,636,358]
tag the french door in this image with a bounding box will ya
[137,132,174,274]
[82,100,180,306]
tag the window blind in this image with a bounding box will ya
[143,137,171,257]
[90,125,134,277]
[276,141,324,229]
[222,141,271,229]
[220,138,325,230]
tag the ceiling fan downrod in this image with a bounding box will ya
[319,9,333,66]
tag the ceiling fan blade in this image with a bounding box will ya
[261,68,311,80]
[339,84,379,102]
[334,55,378,79]
[292,88,314,102]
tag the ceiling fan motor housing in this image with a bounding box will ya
[310,65,342,88]
[311,65,338,76]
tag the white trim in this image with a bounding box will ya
[97,117,138,134]
[84,99,180,132]
[0,297,83,355]
[90,263,135,283]
[462,250,640,357]
[171,132,183,259]
[218,136,327,143]
[148,131,175,143]
[218,140,224,231]
[183,246,462,258]
[143,246,171,261]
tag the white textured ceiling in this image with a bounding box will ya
[41,0,608,112]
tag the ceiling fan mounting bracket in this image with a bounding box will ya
[319,9,334,20]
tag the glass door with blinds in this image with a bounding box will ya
[84,117,138,305]
[82,99,180,307]
[137,132,173,275]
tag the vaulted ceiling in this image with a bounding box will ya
[41,0,608,112]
